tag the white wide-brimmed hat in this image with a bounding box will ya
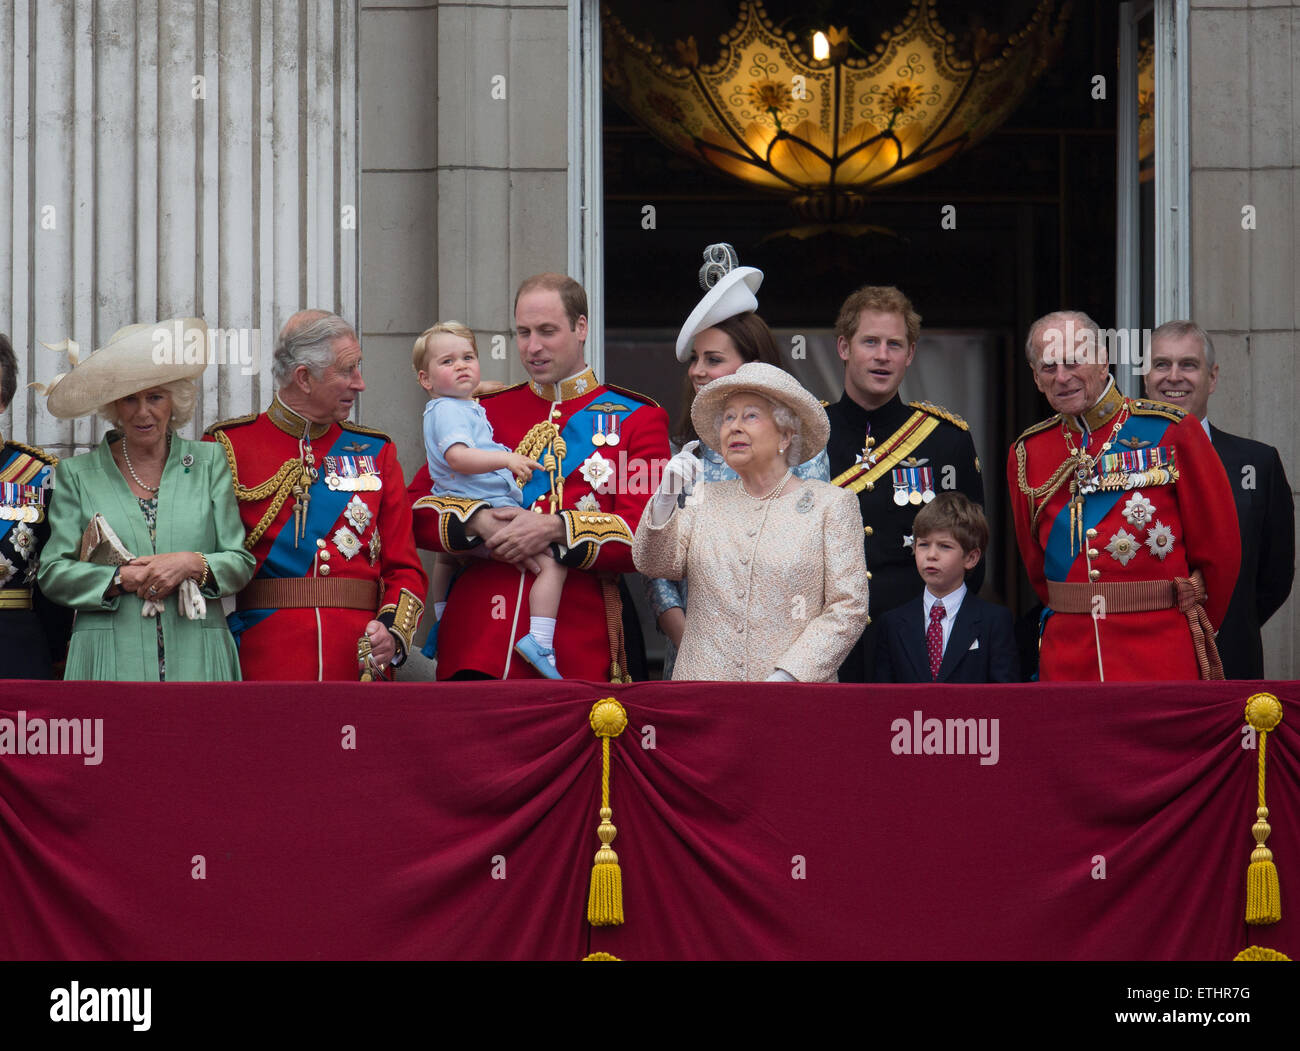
[690,361,829,460]
[41,318,210,419]
[674,243,764,362]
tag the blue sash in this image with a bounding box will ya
[518,397,643,508]
[1043,413,1173,582]
[228,429,385,640]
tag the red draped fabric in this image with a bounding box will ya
[0,681,1295,960]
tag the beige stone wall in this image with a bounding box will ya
[1189,0,1299,677]
[358,0,572,485]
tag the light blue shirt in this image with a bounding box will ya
[422,397,522,508]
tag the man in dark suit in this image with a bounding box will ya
[875,493,1019,683]
[826,285,985,682]
[1145,320,1294,678]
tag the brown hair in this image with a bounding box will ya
[912,492,988,556]
[413,322,478,373]
[514,273,588,329]
[1151,319,1215,367]
[675,312,788,445]
[834,285,921,347]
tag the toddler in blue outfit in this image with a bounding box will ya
[415,322,568,678]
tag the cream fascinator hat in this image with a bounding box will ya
[38,318,210,419]
[690,361,830,460]
[674,243,764,363]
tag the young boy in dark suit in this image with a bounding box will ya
[875,493,1020,683]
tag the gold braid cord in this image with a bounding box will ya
[587,698,628,927]
[212,429,310,549]
[515,422,565,512]
[1015,439,1077,535]
[1243,692,1284,925]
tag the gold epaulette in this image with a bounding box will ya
[341,418,392,440]
[1130,398,1187,423]
[908,400,969,431]
[4,441,58,467]
[204,412,258,437]
[605,382,660,410]
[1014,415,1061,444]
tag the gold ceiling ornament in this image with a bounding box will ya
[603,0,1071,224]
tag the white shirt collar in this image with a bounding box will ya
[923,582,967,622]
[1201,416,1212,441]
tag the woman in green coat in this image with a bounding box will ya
[37,319,255,681]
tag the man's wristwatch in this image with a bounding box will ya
[112,568,123,591]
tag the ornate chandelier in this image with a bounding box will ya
[603,0,1071,224]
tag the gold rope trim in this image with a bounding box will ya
[1233,946,1291,961]
[516,421,565,513]
[212,429,310,549]
[1243,692,1283,925]
[587,698,628,927]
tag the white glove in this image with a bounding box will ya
[649,441,702,526]
[139,578,207,620]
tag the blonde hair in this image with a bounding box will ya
[98,379,199,429]
[413,322,478,373]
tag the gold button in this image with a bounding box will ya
[320,551,331,562]
[865,482,874,492]
[533,506,544,513]
[316,539,326,549]
[1086,528,1098,539]
[320,564,331,576]
[1088,569,1100,581]
[864,526,873,537]
[866,571,872,580]
[1087,548,1098,559]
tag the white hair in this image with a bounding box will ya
[273,313,356,387]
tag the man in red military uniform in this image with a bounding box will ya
[207,311,427,680]
[408,273,670,681]
[1008,310,1240,681]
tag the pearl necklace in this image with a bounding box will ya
[122,433,169,494]
[739,468,793,501]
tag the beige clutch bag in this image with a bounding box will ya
[79,513,135,564]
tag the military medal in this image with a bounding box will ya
[368,530,381,565]
[605,414,621,447]
[592,416,606,447]
[344,494,372,534]
[333,525,362,560]
[1145,520,1175,560]
[920,466,936,503]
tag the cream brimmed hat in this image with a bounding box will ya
[674,243,764,362]
[41,318,210,419]
[690,362,829,460]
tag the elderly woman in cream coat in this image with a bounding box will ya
[633,362,869,682]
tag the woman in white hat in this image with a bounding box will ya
[37,319,255,681]
[633,362,868,682]
[645,244,830,678]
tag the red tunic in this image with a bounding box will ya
[408,368,670,681]
[206,399,428,681]
[1008,385,1240,681]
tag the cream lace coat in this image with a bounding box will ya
[633,479,869,682]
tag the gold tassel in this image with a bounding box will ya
[1243,693,1284,925]
[587,698,628,927]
